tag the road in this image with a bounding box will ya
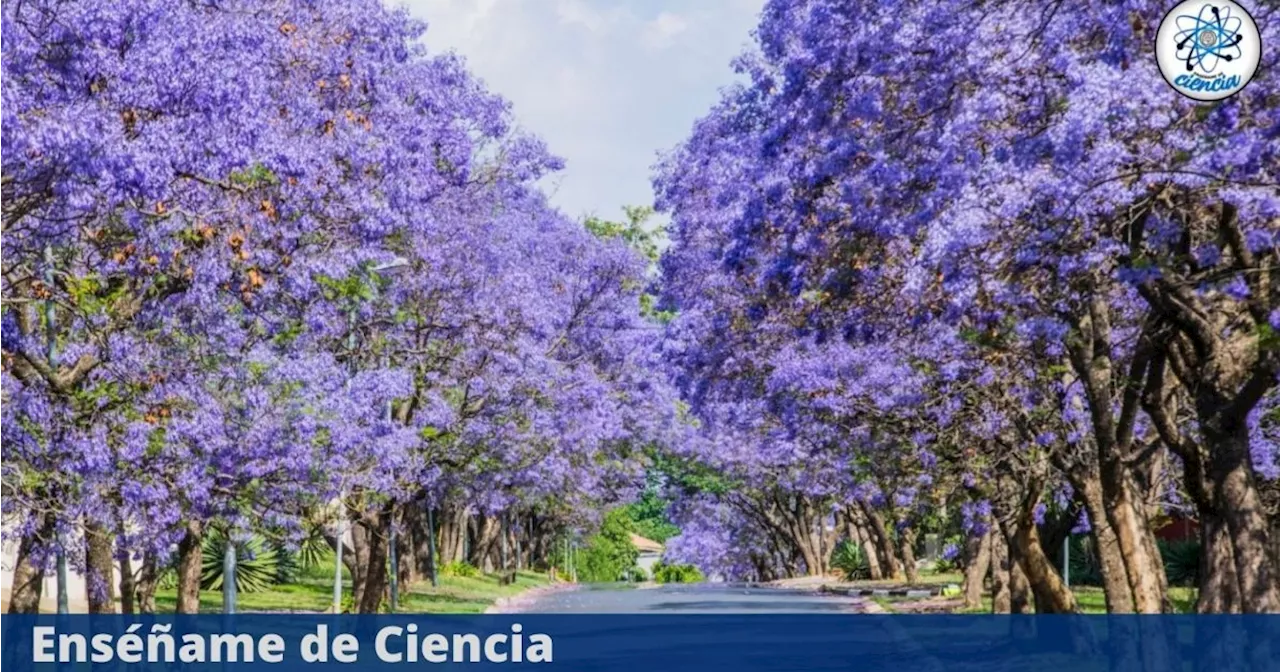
[516,582,870,613]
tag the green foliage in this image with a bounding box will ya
[227,163,280,188]
[576,508,640,582]
[441,561,481,578]
[156,565,179,591]
[583,206,662,264]
[1066,535,1104,587]
[831,540,872,581]
[624,487,679,543]
[1159,539,1201,587]
[201,530,280,594]
[652,562,704,584]
[272,527,332,584]
[650,450,735,497]
[582,206,676,322]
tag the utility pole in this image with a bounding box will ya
[513,514,522,571]
[333,309,357,615]
[223,538,237,613]
[384,352,398,612]
[426,506,439,587]
[500,512,508,573]
[389,521,398,611]
[45,246,69,615]
[1063,534,1070,587]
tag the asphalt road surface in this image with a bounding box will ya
[518,582,868,613]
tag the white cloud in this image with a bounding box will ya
[395,0,763,220]
[641,12,689,51]
[555,0,628,35]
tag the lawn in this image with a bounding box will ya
[153,570,552,614]
[851,566,1200,614]
[949,585,1198,614]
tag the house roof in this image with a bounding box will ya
[629,533,664,554]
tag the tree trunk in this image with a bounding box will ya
[1205,422,1280,612]
[990,528,1011,614]
[1008,553,1032,614]
[117,509,135,615]
[357,505,391,614]
[438,506,466,564]
[899,526,919,584]
[396,506,417,587]
[321,529,359,580]
[411,505,433,580]
[84,520,115,613]
[962,531,991,610]
[174,519,204,614]
[1196,511,1241,613]
[857,524,884,580]
[6,515,53,614]
[1010,509,1078,613]
[846,508,884,580]
[136,551,159,614]
[1077,476,1136,613]
[470,515,501,573]
[1099,471,1167,612]
[118,552,136,615]
[348,505,370,608]
[859,502,902,579]
[995,520,1032,614]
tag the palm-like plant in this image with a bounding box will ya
[830,540,871,581]
[201,529,280,594]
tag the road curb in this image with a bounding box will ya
[818,585,941,598]
[485,582,581,614]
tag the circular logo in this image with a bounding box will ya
[1156,0,1261,101]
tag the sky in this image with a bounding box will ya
[397,0,764,223]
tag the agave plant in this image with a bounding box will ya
[1158,539,1201,587]
[830,540,871,581]
[272,525,334,584]
[201,529,280,594]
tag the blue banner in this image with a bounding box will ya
[2,615,1277,671]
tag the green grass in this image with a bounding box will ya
[154,570,551,614]
[847,569,963,588]
[948,585,1198,614]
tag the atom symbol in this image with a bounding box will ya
[1174,4,1244,75]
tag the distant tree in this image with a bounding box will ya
[583,206,673,322]
[625,486,680,544]
[576,509,640,582]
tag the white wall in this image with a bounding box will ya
[636,552,661,578]
[1,537,93,612]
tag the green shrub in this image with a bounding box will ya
[440,561,480,578]
[652,562,703,584]
[201,530,280,594]
[272,527,333,584]
[1159,539,1201,587]
[830,540,871,581]
[576,509,641,583]
[1066,535,1104,586]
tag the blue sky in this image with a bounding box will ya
[398,0,764,222]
